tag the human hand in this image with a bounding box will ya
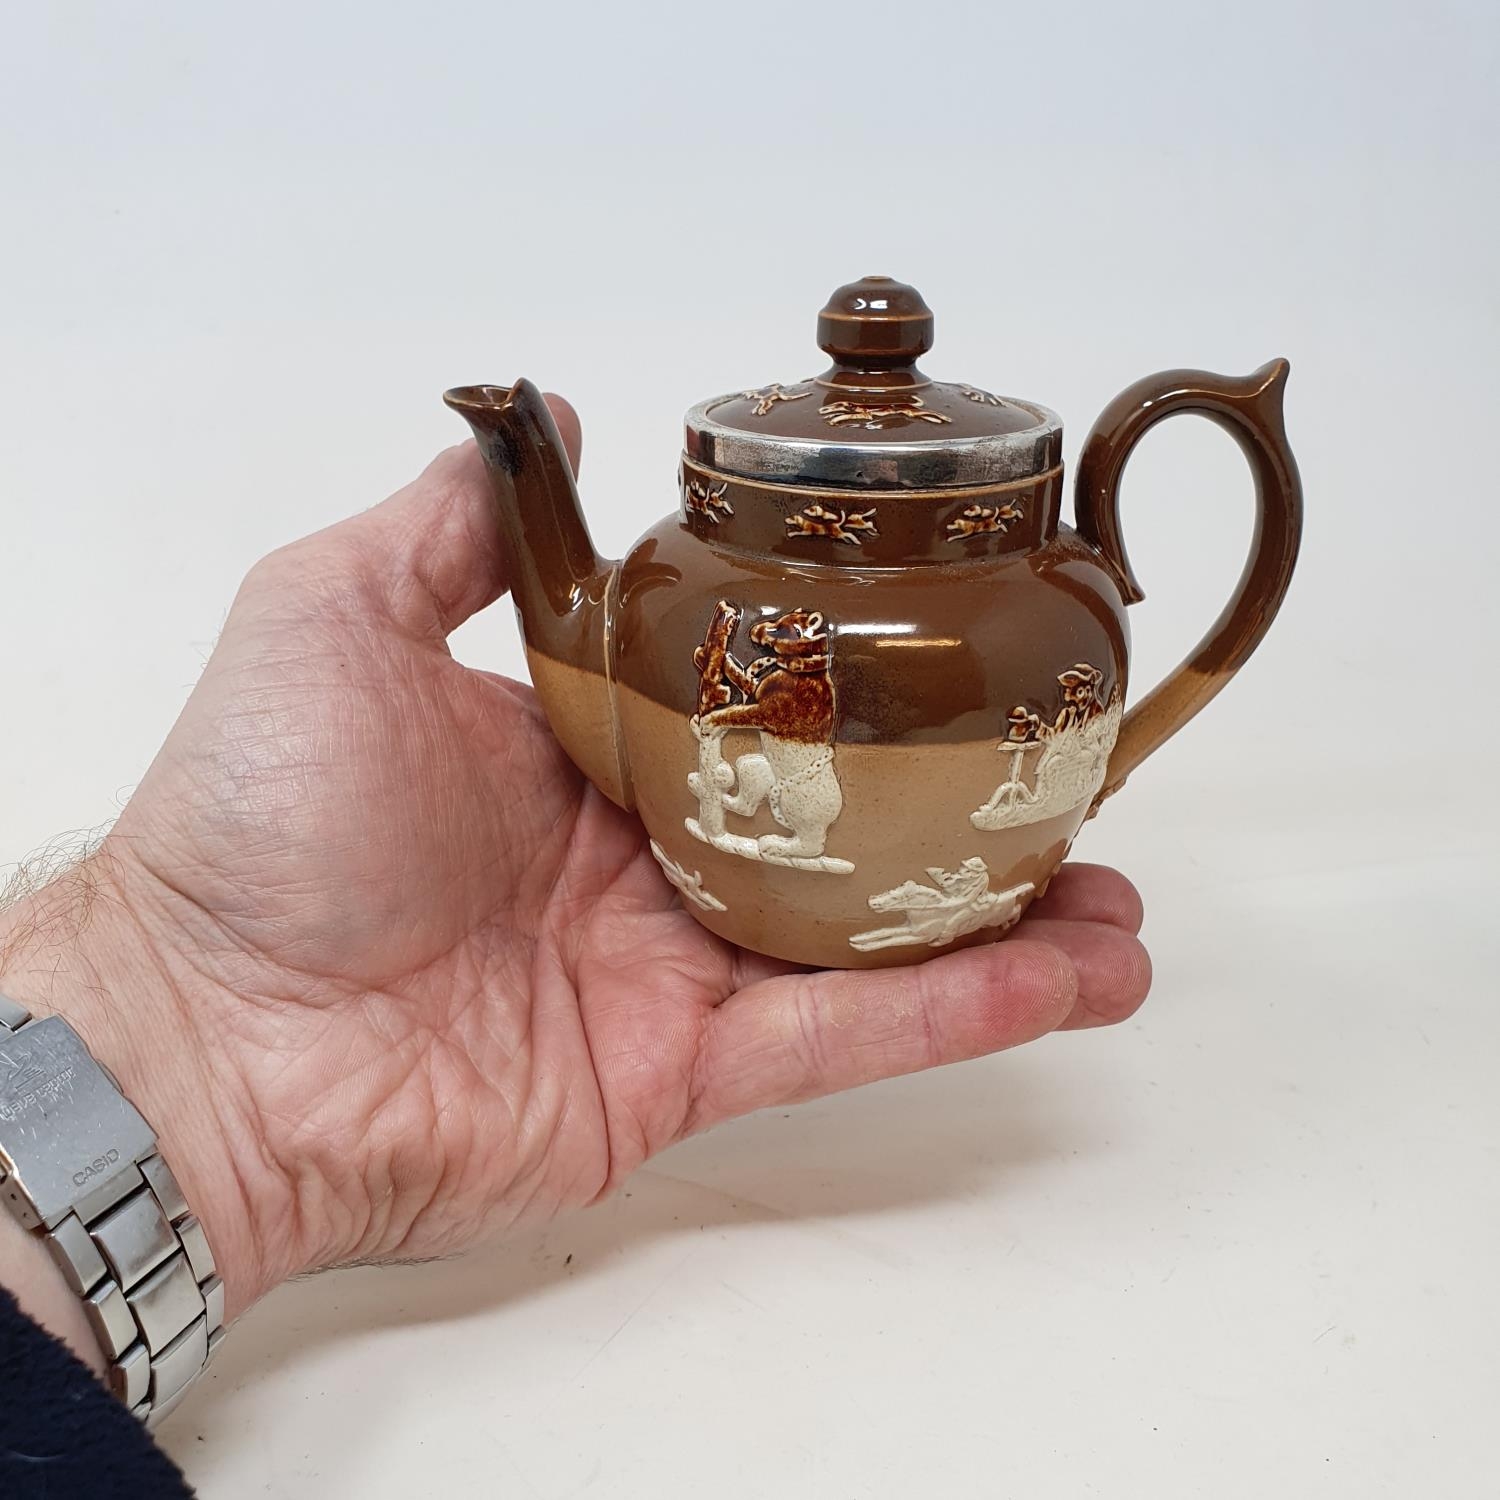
[0,400,1150,1324]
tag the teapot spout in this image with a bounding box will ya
[444,379,631,808]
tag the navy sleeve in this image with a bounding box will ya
[0,1284,193,1498]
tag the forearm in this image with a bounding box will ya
[0,849,274,1357]
[0,861,116,1365]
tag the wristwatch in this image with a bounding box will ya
[0,990,224,1427]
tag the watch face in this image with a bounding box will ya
[0,1017,154,1228]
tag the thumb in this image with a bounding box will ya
[368,390,583,636]
[544,392,583,480]
[247,390,584,641]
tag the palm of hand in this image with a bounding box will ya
[104,420,1149,1292]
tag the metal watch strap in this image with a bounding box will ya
[0,991,224,1427]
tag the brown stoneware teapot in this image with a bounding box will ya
[445,277,1302,968]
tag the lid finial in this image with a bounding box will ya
[817,275,934,368]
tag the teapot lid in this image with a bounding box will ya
[684,276,1062,490]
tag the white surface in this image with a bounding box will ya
[2,1,1497,1494]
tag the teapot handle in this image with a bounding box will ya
[1074,359,1303,805]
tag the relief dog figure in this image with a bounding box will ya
[850,859,1033,953]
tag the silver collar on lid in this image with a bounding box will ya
[684,395,1063,490]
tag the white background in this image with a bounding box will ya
[3,2,1497,1495]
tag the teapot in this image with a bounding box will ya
[445,277,1301,968]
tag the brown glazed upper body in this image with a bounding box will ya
[446,277,1303,968]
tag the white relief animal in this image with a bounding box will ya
[686,607,854,875]
[850,859,1033,952]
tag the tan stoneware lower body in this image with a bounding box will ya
[616,682,1095,970]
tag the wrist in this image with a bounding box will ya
[0,1207,103,1369]
[0,846,289,1320]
